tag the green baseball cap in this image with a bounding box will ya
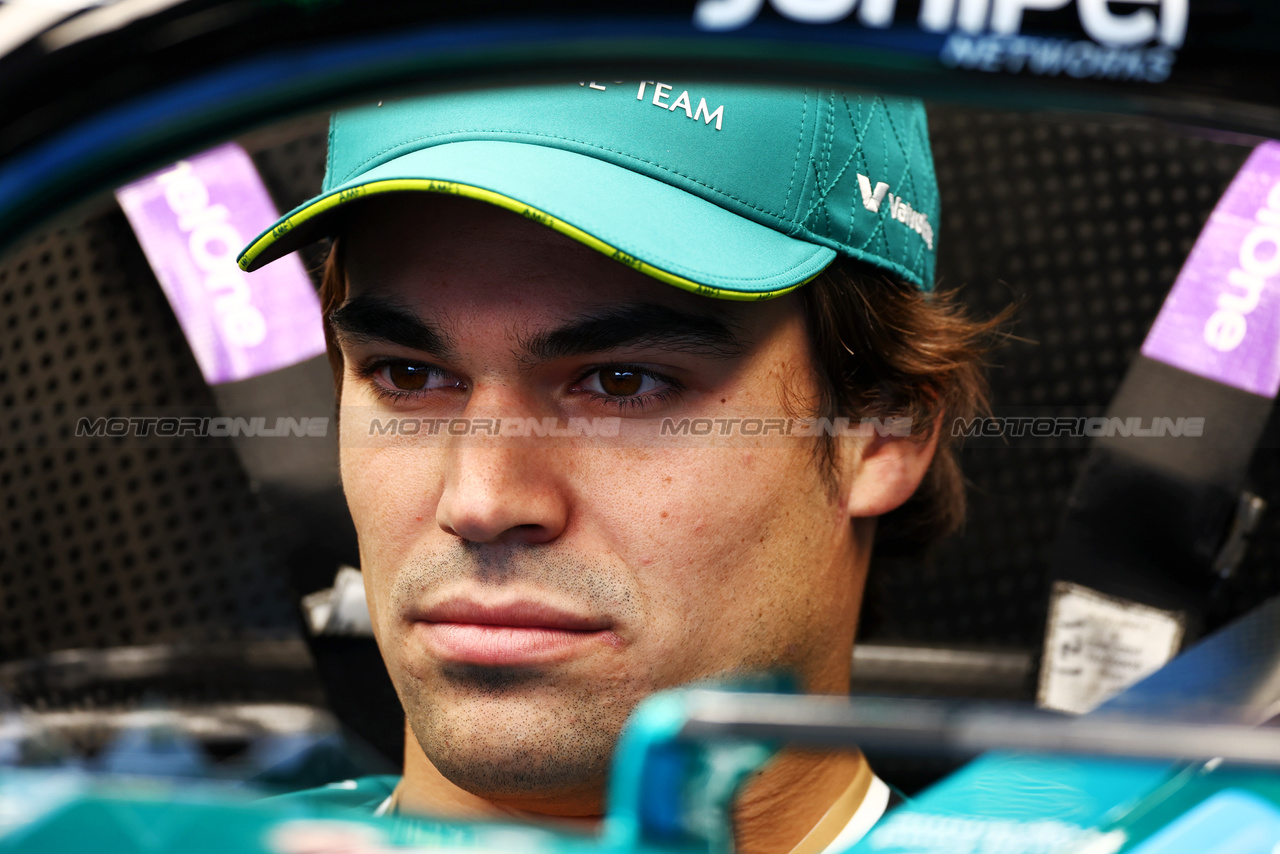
[238,81,939,298]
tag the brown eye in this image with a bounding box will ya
[387,363,432,390]
[598,368,643,396]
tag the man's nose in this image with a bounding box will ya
[435,398,571,546]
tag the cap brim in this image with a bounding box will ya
[238,140,835,300]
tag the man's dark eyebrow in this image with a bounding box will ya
[519,303,747,365]
[329,294,455,359]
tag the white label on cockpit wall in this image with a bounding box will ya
[1038,582,1185,715]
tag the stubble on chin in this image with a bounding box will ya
[382,547,645,803]
[398,661,642,803]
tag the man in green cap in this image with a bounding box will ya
[241,80,994,853]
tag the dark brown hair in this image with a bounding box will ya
[318,243,1003,557]
[319,238,349,399]
[799,258,1004,556]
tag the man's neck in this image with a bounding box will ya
[735,749,872,854]
[396,722,872,854]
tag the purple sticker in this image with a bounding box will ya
[1142,141,1280,399]
[115,143,326,385]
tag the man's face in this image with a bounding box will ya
[336,195,868,814]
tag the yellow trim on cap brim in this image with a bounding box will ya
[239,179,814,301]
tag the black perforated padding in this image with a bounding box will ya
[859,108,1266,650]
[0,207,298,660]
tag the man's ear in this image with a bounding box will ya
[844,430,939,519]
